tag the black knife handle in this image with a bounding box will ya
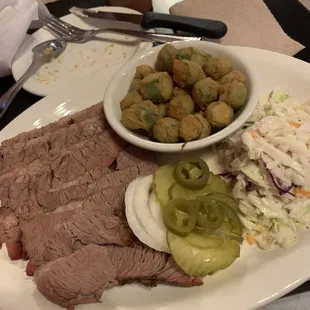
[141,12,227,39]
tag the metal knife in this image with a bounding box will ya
[69,6,227,39]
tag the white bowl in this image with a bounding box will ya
[104,41,260,153]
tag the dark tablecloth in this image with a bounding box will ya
[0,0,310,296]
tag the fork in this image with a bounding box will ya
[39,15,201,44]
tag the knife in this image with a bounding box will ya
[69,7,227,39]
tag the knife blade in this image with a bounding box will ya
[69,7,227,39]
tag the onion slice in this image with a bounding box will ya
[268,170,293,195]
[133,175,169,253]
[125,177,162,251]
[148,192,166,230]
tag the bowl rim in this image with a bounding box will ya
[104,41,260,153]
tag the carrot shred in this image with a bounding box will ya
[250,130,258,138]
[246,233,256,246]
[296,187,310,198]
[256,224,264,233]
[288,121,301,128]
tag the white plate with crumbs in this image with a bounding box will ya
[11,6,153,97]
[1,46,310,310]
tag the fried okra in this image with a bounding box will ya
[194,113,211,139]
[203,56,233,80]
[219,81,248,109]
[175,47,211,67]
[192,77,220,108]
[204,101,234,128]
[179,114,203,141]
[120,91,143,111]
[155,44,177,72]
[172,87,188,98]
[121,100,159,131]
[152,117,180,143]
[220,71,246,85]
[157,103,169,118]
[135,65,155,79]
[130,79,142,91]
[173,59,206,89]
[140,72,173,103]
[167,95,195,121]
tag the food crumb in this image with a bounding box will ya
[75,64,79,68]
[57,56,64,64]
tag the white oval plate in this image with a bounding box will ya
[11,6,153,97]
[1,47,310,310]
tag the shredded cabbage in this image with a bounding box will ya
[217,88,310,249]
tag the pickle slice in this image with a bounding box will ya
[208,173,228,193]
[217,240,240,270]
[169,173,228,200]
[194,240,240,277]
[203,193,240,214]
[167,231,240,277]
[153,164,175,207]
[185,233,223,249]
[169,182,213,200]
[166,231,194,272]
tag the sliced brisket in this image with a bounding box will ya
[0,102,195,310]
[115,144,155,171]
[0,103,103,147]
[0,159,155,243]
[20,152,157,268]
[0,129,128,243]
[35,244,203,309]
[0,115,109,174]
[0,128,125,210]
[21,195,135,268]
[36,162,156,211]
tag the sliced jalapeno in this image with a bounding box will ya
[174,158,209,190]
[217,201,243,236]
[196,199,225,229]
[163,198,197,237]
[194,196,243,236]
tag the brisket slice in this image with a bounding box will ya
[0,130,127,242]
[0,103,103,147]
[0,115,109,174]
[0,128,125,186]
[116,144,155,171]
[4,184,127,261]
[35,244,203,309]
[21,156,157,268]
[36,161,156,211]
[0,159,155,243]
[0,143,154,213]
[21,190,135,268]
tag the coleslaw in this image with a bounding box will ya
[216,88,310,249]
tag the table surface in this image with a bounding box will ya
[1,0,310,306]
